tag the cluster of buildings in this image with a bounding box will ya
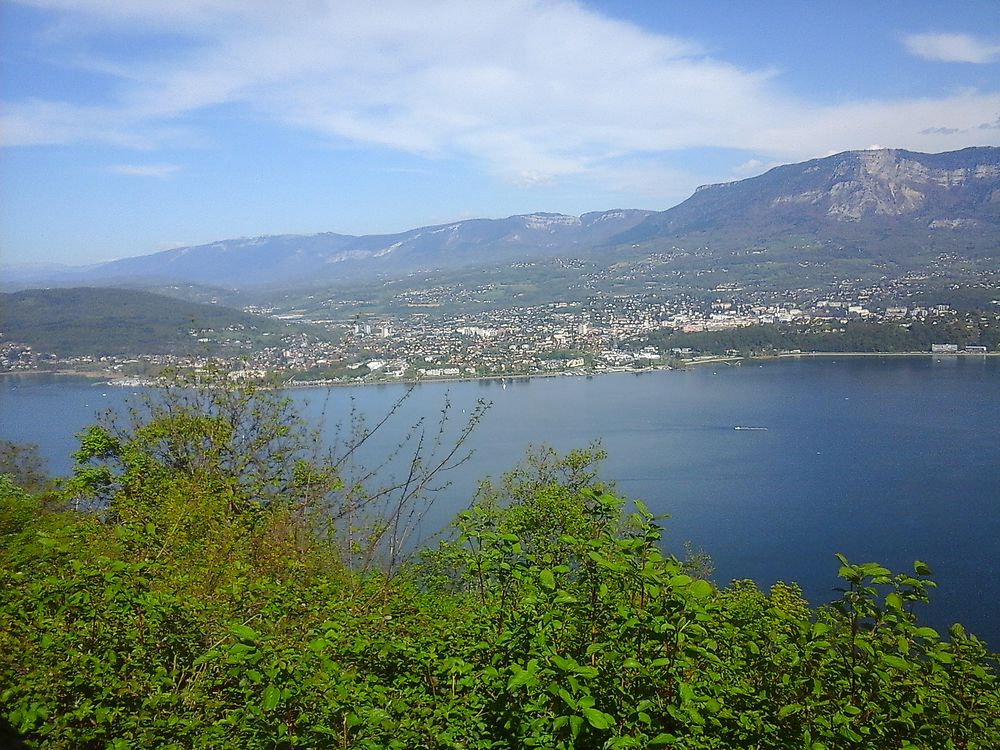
[276,293,990,383]
[0,342,36,372]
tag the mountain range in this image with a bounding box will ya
[4,147,998,292]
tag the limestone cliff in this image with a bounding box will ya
[615,147,1000,250]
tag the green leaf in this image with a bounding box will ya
[778,703,802,718]
[230,623,259,642]
[569,714,584,738]
[649,733,678,746]
[689,579,713,599]
[860,563,891,578]
[539,569,556,591]
[227,643,256,659]
[582,707,612,730]
[262,685,280,711]
[913,560,933,576]
[551,653,575,672]
[507,667,534,691]
[881,654,910,670]
[837,565,856,581]
[678,683,695,704]
[558,688,576,710]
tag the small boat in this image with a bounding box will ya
[734,426,768,431]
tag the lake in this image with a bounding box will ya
[2,355,998,647]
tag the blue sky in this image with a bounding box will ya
[2,0,998,267]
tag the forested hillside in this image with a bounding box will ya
[1,373,997,748]
[643,317,1000,356]
[0,288,304,358]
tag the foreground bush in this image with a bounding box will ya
[1,385,997,748]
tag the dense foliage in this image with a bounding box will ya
[0,440,48,495]
[1,379,997,749]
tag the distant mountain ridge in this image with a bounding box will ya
[4,147,998,291]
[4,210,653,290]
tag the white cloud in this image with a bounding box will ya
[734,159,764,173]
[903,33,1000,64]
[731,159,780,178]
[6,0,1000,191]
[1,100,153,148]
[768,94,1000,156]
[108,163,182,177]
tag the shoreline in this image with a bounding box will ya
[3,350,997,390]
[0,369,111,381]
[777,351,1000,358]
[279,355,743,389]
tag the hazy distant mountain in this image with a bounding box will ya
[0,261,105,289]
[613,146,1000,255]
[4,147,997,293]
[4,210,653,291]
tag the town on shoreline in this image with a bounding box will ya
[5,273,999,387]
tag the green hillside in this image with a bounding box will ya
[0,287,300,358]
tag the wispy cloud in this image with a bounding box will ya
[108,163,182,177]
[6,1,1000,191]
[1,100,158,148]
[903,32,1000,64]
[731,158,784,178]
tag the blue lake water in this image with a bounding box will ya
[2,356,998,647]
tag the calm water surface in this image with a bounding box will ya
[2,356,998,646]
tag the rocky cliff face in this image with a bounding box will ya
[771,149,1000,221]
[615,146,1000,247]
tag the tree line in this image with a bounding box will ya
[643,317,1000,357]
